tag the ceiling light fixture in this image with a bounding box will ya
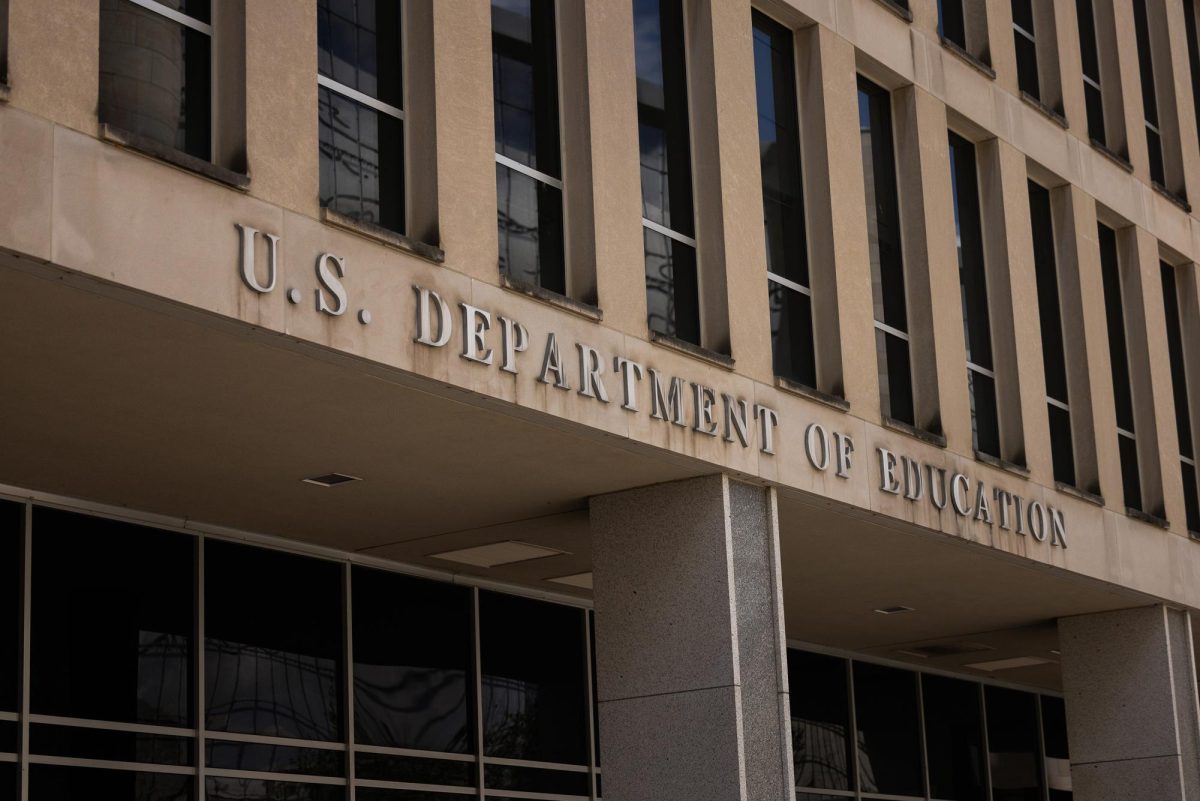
[429,541,566,568]
[963,656,1052,672]
[302,473,361,487]
[548,572,593,590]
[874,605,916,615]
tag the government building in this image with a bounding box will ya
[1,0,1200,798]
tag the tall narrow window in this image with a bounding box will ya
[940,0,967,50]
[1012,0,1040,99]
[98,0,212,160]
[985,686,1045,801]
[1029,181,1076,486]
[788,650,853,792]
[1132,0,1165,187]
[634,0,699,344]
[318,0,405,233]
[493,0,565,295]
[754,12,814,387]
[859,78,915,426]
[949,133,1001,458]
[1161,263,1200,533]
[1184,1,1200,154]
[1098,223,1142,512]
[1076,0,1106,146]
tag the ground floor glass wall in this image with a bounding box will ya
[0,499,601,801]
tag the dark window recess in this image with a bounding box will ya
[1012,0,1040,98]
[0,500,19,714]
[1029,182,1076,487]
[98,0,212,160]
[484,764,590,796]
[206,740,345,777]
[939,0,967,49]
[1098,223,1142,512]
[949,132,1001,458]
[754,11,816,387]
[355,752,476,787]
[853,661,924,797]
[985,686,1045,801]
[357,791,477,801]
[635,0,700,344]
[1184,1,1200,156]
[318,0,405,233]
[479,591,588,765]
[30,507,194,726]
[1161,263,1200,532]
[1132,0,1165,187]
[588,609,600,768]
[1041,696,1073,800]
[205,777,345,801]
[30,723,193,767]
[787,650,854,791]
[922,674,987,801]
[204,539,344,742]
[29,764,194,801]
[1076,0,1106,145]
[352,566,475,754]
[493,0,565,293]
[0,764,12,801]
[859,77,916,426]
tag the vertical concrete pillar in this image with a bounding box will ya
[1059,606,1200,799]
[590,475,794,801]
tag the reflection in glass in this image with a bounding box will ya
[30,764,193,801]
[644,227,699,343]
[318,0,403,107]
[31,507,193,726]
[0,500,20,714]
[205,777,344,801]
[787,650,853,791]
[853,661,923,797]
[1161,263,1200,533]
[355,753,475,787]
[205,540,343,742]
[496,164,565,294]
[986,686,1044,801]
[31,723,192,766]
[484,763,590,796]
[480,591,587,765]
[1098,222,1142,512]
[206,740,344,777]
[1041,695,1073,800]
[352,567,474,754]
[923,674,986,801]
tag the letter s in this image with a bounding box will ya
[315,253,348,316]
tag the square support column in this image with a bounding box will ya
[1059,605,1200,799]
[590,475,794,801]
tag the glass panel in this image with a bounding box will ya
[1183,460,1200,534]
[153,0,211,23]
[352,566,474,754]
[206,740,344,777]
[30,764,194,801]
[853,661,923,797]
[1075,0,1100,82]
[205,777,344,801]
[317,0,403,106]
[479,591,587,765]
[1028,182,1069,405]
[354,752,475,786]
[1184,0,1200,151]
[1118,434,1143,512]
[1015,33,1040,99]
[922,674,986,801]
[1146,126,1165,187]
[985,686,1044,801]
[878,329,915,426]
[0,720,16,753]
[0,764,13,801]
[0,500,19,714]
[1011,0,1035,33]
[356,791,469,801]
[492,0,561,176]
[30,723,193,766]
[1098,224,1135,432]
[1041,696,1072,800]
[644,227,700,344]
[787,650,853,792]
[31,507,193,726]
[1132,0,1159,125]
[939,0,967,48]
[949,133,994,372]
[1049,403,1077,488]
[770,282,817,388]
[496,163,566,293]
[795,796,847,801]
[483,764,590,795]
[968,369,1001,458]
[205,539,343,742]
[1160,263,1194,459]
[98,0,211,160]
[859,78,908,334]
[1084,83,1106,145]
[318,85,406,233]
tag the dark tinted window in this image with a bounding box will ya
[352,567,474,753]
[1161,263,1200,532]
[986,686,1044,801]
[493,0,565,293]
[923,674,987,801]
[1132,0,1165,186]
[98,0,211,160]
[1098,223,1142,511]
[205,777,344,801]
[787,650,853,791]
[205,540,343,742]
[1041,696,1072,800]
[30,764,193,801]
[939,0,967,48]
[1185,1,1200,155]
[0,501,18,715]
[318,0,405,233]
[1012,0,1040,98]
[31,508,193,726]
[479,591,587,765]
[1076,0,1106,144]
[853,661,923,797]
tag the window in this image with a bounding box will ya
[1,500,19,781]
[754,11,815,387]
[98,0,212,160]
[634,0,699,344]
[1185,2,1200,156]
[985,686,1044,801]
[859,78,915,426]
[1029,182,1076,486]
[1011,0,1039,98]
[1161,263,1200,534]
[318,0,405,233]
[788,650,853,792]
[923,674,986,801]
[1041,695,1072,800]
[949,133,1001,459]
[940,0,967,49]
[493,0,566,294]
[1131,0,1165,188]
[1075,0,1106,146]
[939,0,988,63]
[1098,223,1142,512]
[853,662,923,797]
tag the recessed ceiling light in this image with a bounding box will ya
[963,656,1052,672]
[302,473,361,487]
[429,541,566,568]
[874,605,915,615]
[897,642,994,658]
[548,572,593,590]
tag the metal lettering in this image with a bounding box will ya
[878,448,901,494]
[315,253,348,316]
[754,405,779,455]
[1050,507,1068,548]
[993,488,1013,529]
[236,223,279,293]
[614,357,644,411]
[413,285,452,347]
[1028,501,1047,542]
[649,370,687,427]
[459,303,493,365]
[691,384,718,436]
[537,333,569,389]
[951,473,972,516]
[722,394,750,447]
[577,344,610,402]
[834,433,854,478]
[973,481,992,524]
[804,424,829,471]
[902,456,923,500]
[928,466,948,510]
[499,316,528,374]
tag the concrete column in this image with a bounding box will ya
[590,475,794,801]
[1059,606,1200,799]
